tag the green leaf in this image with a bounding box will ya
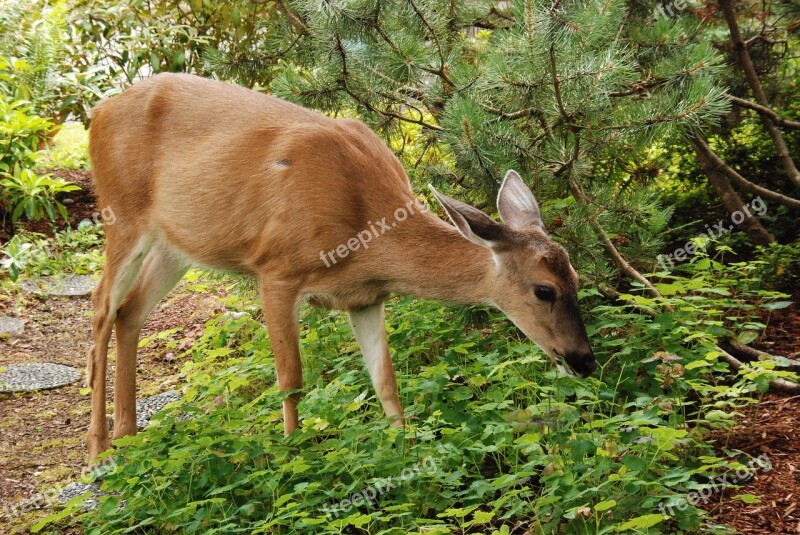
[762,301,793,311]
[737,331,758,345]
[733,494,761,504]
[150,52,161,73]
[618,513,665,531]
[594,499,617,512]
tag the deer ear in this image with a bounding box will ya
[497,170,545,232]
[429,185,505,248]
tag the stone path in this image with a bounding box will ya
[19,275,96,297]
[0,316,24,337]
[136,390,181,430]
[0,363,81,393]
[56,391,182,507]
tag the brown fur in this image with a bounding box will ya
[85,73,593,461]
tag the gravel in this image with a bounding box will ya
[0,316,24,337]
[136,390,181,429]
[0,363,81,392]
[19,275,97,297]
[56,482,101,508]
[53,390,183,509]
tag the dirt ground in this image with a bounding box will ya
[705,305,800,534]
[1,171,799,534]
[0,171,232,533]
[0,276,225,533]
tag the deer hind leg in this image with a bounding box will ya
[87,236,153,461]
[112,245,188,441]
[259,281,303,435]
[348,302,404,426]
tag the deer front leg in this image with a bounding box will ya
[260,281,303,435]
[348,302,404,426]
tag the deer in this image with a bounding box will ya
[85,73,596,461]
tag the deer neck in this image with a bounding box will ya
[385,214,497,306]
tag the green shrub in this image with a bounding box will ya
[0,56,78,230]
[1,163,78,224]
[35,255,793,534]
[752,241,800,293]
[0,221,104,281]
[0,82,52,172]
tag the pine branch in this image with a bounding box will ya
[549,46,569,120]
[333,34,443,132]
[271,0,308,36]
[554,133,664,300]
[406,0,455,91]
[726,94,800,130]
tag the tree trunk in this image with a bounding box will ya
[691,137,774,246]
[718,0,800,189]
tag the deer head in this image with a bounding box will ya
[430,170,596,377]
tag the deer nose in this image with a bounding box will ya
[565,349,596,378]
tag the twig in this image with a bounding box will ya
[718,348,800,394]
[726,94,800,130]
[549,46,569,119]
[407,0,455,91]
[272,0,308,36]
[603,287,800,395]
[691,137,800,211]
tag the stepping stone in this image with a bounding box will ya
[136,390,181,429]
[0,316,24,337]
[0,363,82,392]
[19,275,96,297]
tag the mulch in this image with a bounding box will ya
[705,298,800,533]
[706,393,800,533]
[0,280,224,532]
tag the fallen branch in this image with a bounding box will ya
[718,348,800,395]
[600,286,800,394]
[720,339,800,371]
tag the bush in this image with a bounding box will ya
[0,220,104,281]
[36,255,793,534]
[0,56,78,232]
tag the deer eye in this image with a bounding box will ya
[533,285,556,302]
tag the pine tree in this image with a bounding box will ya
[262,0,729,289]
